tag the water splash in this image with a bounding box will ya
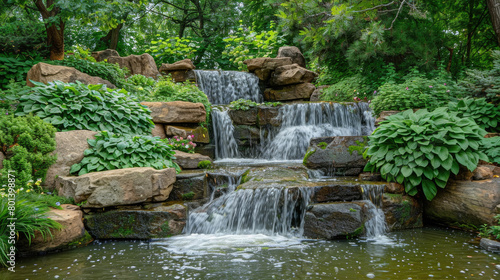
[195,70,263,105]
[212,107,240,159]
[361,185,391,243]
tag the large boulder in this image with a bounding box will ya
[55,167,176,208]
[243,57,293,81]
[107,53,159,78]
[174,151,212,169]
[151,123,167,139]
[165,125,210,143]
[91,49,120,62]
[141,101,206,124]
[228,108,258,125]
[382,193,423,231]
[270,64,318,86]
[425,178,500,226]
[26,62,115,88]
[310,85,330,102]
[18,205,90,254]
[84,204,186,239]
[264,83,316,101]
[309,184,362,203]
[44,130,97,189]
[277,46,306,68]
[304,136,368,176]
[159,59,195,71]
[303,202,367,239]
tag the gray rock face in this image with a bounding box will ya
[310,184,362,203]
[304,136,368,176]
[91,49,120,62]
[270,64,318,86]
[277,46,306,68]
[425,178,500,226]
[55,167,176,208]
[303,202,367,239]
[141,101,206,124]
[168,172,208,201]
[26,62,115,88]
[84,204,186,239]
[44,130,97,189]
[382,193,423,231]
[263,83,316,101]
[107,53,159,78]
[480,238,500,253]
[174,151,212,169]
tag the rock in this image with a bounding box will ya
[234,125,261,145]
[84,204,186,239]
[264,83,316,101]
[382,193,423,231]
[276,46,306,68]
[485,133,500,138]
[303,202,367,239]
[168,172,208,201]
[18,204,89,254]
[55,167,176,208]
[304,136,368,176]
[243,57,293,72]
[159,59,196,71]
[480,238,500,253]
[310,184,362,203]
[91,49,120,62]
[310,85,330,102]
[228,108,258,125]
[473,165,493,180]
[151,123,167,139]
[270,64,318,86]
[107,53,159,78]
[375,111,400,126]
[0,151,4,170]
[174,151,212,169]
[424,178,500,226]
[384,182,405,194]
[452,165,474,181]
[194,144,216,159]
[163,70,196,83]
[165,125,209,143]
[258,106,281,126]
[359,172,382,181]
[44,130,97,189]
[26,62,115,88]
[141,101,206,124]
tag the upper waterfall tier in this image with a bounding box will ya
[195,70,263,105]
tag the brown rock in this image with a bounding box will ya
[270,64,318,86]
[473,165,493,180]
[228,108,258,125]
[277,46,306,68]
[359,172,382,181]
[310,85,330,102]
[165,125,209,143]
[174,151,212,169]
[107,53,159,78]
[243,57,293,72]
[162,70,196,83]
[258,106,281,126]
[44,130,97,189]
[159,59,195,71]
[55,167,176,208]
[310,185,362,203]
[384,182,405,194]
[485,133,500,138]
[452,165,474,181]
[18,204,87,253]
[375,111,401,126]
[141,101,206,124]
[264,83,316,101]
[26,62,115,88]
[91,49,120,62]
[424,178,500,226]
[152,124,167,139]
[382,193,423,231]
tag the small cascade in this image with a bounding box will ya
[358,102,376,135]
[212,107,240,159]
[361,185,388,240]
[195,70,263,105]
[184,187,311,237]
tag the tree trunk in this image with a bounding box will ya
[487,0,500,46]
[101,23,124,50]
[47,20,65,60]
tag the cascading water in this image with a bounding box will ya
[212,107,240,159]
[185,187,311,237]
[361,185,389,241]
[195,70,263,105]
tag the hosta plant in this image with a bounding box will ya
[364,108,488,201]
[482,136,500,165]
[15,81,154,135]
[448,97,500,132]
[70,131,180,176]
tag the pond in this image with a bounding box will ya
[2,227,498,279]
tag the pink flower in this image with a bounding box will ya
[180,137,183,140]
[335,94,338,96]
[446,90,450,92]
[405,87,409,90]
[444,83,447,86]
[373,91,377,94]
[429,86,433,88]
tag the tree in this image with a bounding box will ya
[487,0,500,47]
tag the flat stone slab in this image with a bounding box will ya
[264,83,315,101]
[174,151,212,169]
[55,167,176,208]
[141,101,206,124]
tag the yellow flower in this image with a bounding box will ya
[494,175,499,178]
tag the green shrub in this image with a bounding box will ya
[197,160,212,169]
[370,72,465,116]
[463,50,500,104]
[320,74,373,102]
[15,81,154,135]
[479,214,500,241]
[70,131,180,176]
[0,80,30,114]
[0,194,61,268]
[482,137,500,165]
[229,99,259,111]
[125,74,156,101]
[364,108,488,201]
[448,97,500,132]
[0,55,41,89]
[164,135,197,153]
[0,114,57,188]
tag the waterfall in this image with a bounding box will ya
[361,185,388,240]
[184,187,311,237]
[195,70,263,105]
[212,107,240,159]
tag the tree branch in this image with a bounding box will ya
[352,1,396,13]
[386,0,406,30]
